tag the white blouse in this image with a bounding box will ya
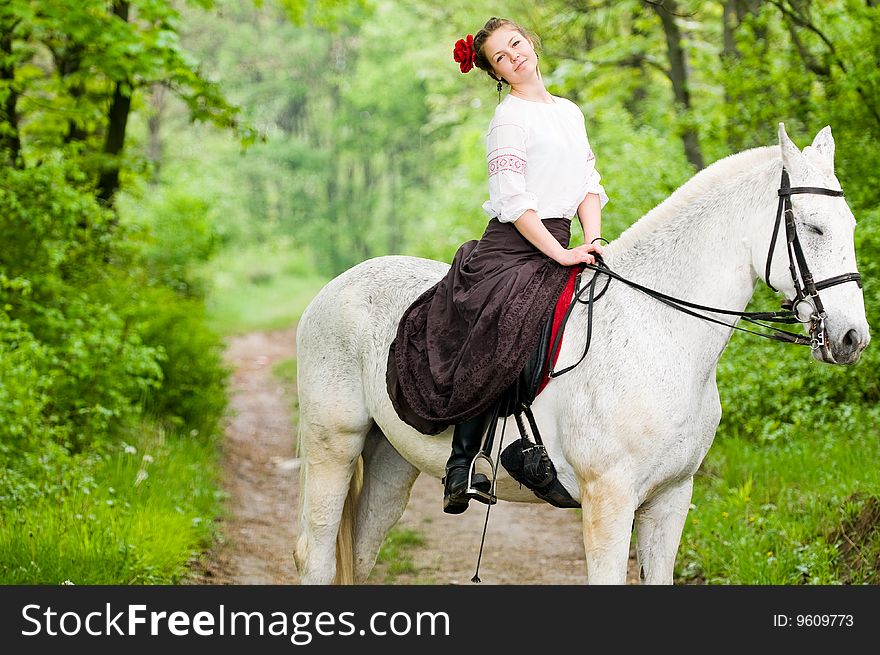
[482,93,608,224]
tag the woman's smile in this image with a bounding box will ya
[485,27,540,82]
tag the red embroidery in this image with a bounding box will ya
[488,154,527,177]
[586,149,596,163]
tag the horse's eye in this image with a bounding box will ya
[805,224,824,236]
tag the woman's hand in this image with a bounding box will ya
[510,211,605,267]
[556,242,603,267]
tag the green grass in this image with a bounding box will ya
[272,357,298,386]
[675,404,880,584]
[0,426,222,584]
[275,357,301,424]
[369,528,427,583]
[202,240,328,336]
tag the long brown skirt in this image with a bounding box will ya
[386,217,573,435]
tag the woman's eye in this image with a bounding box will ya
[496,55,504,62]
[513,40,520,46]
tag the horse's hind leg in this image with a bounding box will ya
[634,476,693,584]
[295,398,370,585]
[353,426,420,583]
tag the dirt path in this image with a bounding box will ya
[192,328,638,585]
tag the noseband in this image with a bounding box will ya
[764,169,862,352]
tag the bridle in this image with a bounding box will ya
[763,168,862,355]
[548,167,863,379]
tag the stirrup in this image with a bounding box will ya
[466,451,497,505]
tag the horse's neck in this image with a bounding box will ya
[602,156,779,352]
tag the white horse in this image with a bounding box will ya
[293,124,869,585]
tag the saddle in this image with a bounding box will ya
[485,266,584,509]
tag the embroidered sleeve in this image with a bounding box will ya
[486,122,538,223]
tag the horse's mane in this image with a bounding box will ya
[609,145,778,253]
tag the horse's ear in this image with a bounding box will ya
[778,122,805,174]
[804,125,835,169]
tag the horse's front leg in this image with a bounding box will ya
[580,474,638,585]
[634,476,693,584]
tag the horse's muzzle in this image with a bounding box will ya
[816,323,870,365]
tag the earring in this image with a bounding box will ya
[496,80,502,103]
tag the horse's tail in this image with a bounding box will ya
[333,455,363,584]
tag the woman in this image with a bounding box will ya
[386,17,608,514]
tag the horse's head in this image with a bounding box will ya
[758,123,870,365]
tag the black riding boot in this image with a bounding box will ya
[442,407,496,514]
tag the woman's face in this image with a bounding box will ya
[484,27,537,84]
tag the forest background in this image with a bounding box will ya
[1,0,878,584]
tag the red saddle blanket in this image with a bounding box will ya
[536,264,584,397]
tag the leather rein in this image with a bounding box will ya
[548,168,863,379]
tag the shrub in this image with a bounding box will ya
[135,286,229,437]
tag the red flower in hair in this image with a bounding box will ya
[453,34,476,73]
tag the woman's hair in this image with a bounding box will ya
[473,17,541,83]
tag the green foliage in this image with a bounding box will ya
[0,158,230,451]
[6,0,253,164]
[585,105,696,242]
[119,179,223,297]
[0,0,240,586]
[676,405,880,584]
[0,430,221,584]
[177,0,471,275]
[0,161,165,453]
[135,287,229,437]
[201,239,328,335]
[0,314,52,454]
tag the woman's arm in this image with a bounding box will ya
[513,209,601,266]
[576,192,603,246]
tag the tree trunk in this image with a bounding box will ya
[359,158,374,262]
[624,4,651,118]
[387,150,400,254]
[97,1,132,205]
[722,0,741,59]
[720,0,757,151]
[324,76,343,274]
[147,84,166,183]
[651,0,704,170]
[0,19,23,168]
[773,0,880,129]
[51,44,89,144]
